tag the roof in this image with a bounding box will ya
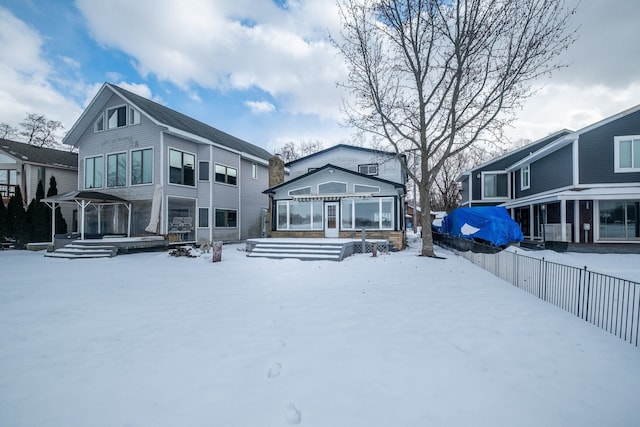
[285,144,403,167]
[63,83,273,162]
[0,138,77,169]
[42,190,130,204]
[264,163,406,194]
[501,186,640,209]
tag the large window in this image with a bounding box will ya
[520,165,530,190]
[0,169,18,198]
[318,181,347,194]
[599,200,640,240]
[276,200,323,230]
[482,172,508,198]
[215,209,237,228]
[614,136,640,172]
[169,149,195,186]
[85,156,103,189]
[131,148,152,185]
[215,164,237,185]
[341,197,394,230]
[107,152,127,187]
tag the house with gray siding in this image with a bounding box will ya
[264,145,407,249]
[0,138,77,229]
[62,83,272,243]
[458,104,640,247]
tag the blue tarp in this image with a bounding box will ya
[441,207,524,247]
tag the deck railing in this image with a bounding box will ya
[437,237,640,348]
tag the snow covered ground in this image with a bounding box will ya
[1,236,639,427]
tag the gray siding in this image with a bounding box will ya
[239,158,269,239]
[516,144,573,198]
[579,109,640,184]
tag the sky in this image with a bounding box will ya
[1,237,639,426]
[1,0,640,154]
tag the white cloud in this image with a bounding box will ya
[0,7,82,130]
[245,100,276,114]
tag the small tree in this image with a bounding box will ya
[47,176,67,234]
[7,186,30,248]
[27,180,50,242]
[19,113,64,148]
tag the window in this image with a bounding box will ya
[85,156,104,189]
[129,108,140,125]
[107,152,127,187]
[599,200,640,240]
[94,115,104,132]
[252,163,257,179]
[107,106,127,129]
[198,208,209,228]
[358,164,378,175]
[215,209,237,227]
[215,164,237,185]
[341,197,394,230]
[169,149,195,186]
[354,184,380,193]
[199,161,210,181]
[318,181,347,194]
[482,172,508,198]
[614,135,640,172]
[0,169,18,198]
[131,148,153,185]
[276,200,323,230]
[520,165,530,190]
[289,187,311,196]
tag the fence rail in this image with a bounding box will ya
[438,238,640,348]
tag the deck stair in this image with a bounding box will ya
[44,242,118,259]
[246,240,345,261]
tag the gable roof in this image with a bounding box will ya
[285,144,403,167]
[506,103,640,171]
[0,138,77,169]
[63,83,272,162]
[457,129,573,181]
[264,163,406,194]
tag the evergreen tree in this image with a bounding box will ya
[47,176,67,234]
[27,180,50,242]
[0,196,8,241]
[7,186,31,248]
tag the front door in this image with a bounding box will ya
[324,202,339,238]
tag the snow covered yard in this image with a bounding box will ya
[1,239,639,427]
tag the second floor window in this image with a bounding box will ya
[131,148,153,185]
[85,156,103,189]
[169,149,195,186]
[358,164,378,175]
[520,165,530,190]
[107,153,127,187]
[615,135,640,172]
[215,164,237,185]
[483,172,508,198]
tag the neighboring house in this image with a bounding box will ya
[458,104,640,246]
[0,138,77,226]
[264,144,407,249]
[62,82,272,243]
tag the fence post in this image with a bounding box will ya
[584,266,590,321]
[361,228,366,254]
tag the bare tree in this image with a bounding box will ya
[19,113,64,148]
[0,123,18,140]
[274,140,325,162]
[334,0,576,256]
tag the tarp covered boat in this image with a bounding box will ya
[441,207,524,247]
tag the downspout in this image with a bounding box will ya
[238,156,242,241]
[160,132,165,234]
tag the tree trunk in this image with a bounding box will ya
[420,187,435,257]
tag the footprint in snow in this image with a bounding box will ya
[285,403,302,425]
[267,362,282,378]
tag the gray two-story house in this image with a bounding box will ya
[264,144,407,249]
[62,83,272,243]
[459,104,640,247]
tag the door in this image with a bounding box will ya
[324,202,339,238]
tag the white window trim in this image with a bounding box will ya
[84,155,104,189]
[106,104,128,130]
[169,147,197,187]
[481,171,510,200]
[94,115,104,133]
[614,135,640,173]
[198,161,210,182]
[106,151,128,188]
[520,165,530,191]
[275,200,324,231]
[197,207,209,228]
[341,197,395,230]
[130,147,154,186]
[214,208,238,228]
[317,180,348,194]
[288,186,312,196]
[214,163,238,186]
[358,163,379,176]
[252,163,258,180]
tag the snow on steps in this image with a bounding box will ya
[44,243,118,259]
[247,241,344,261]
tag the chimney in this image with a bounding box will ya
[269,155,285,187]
